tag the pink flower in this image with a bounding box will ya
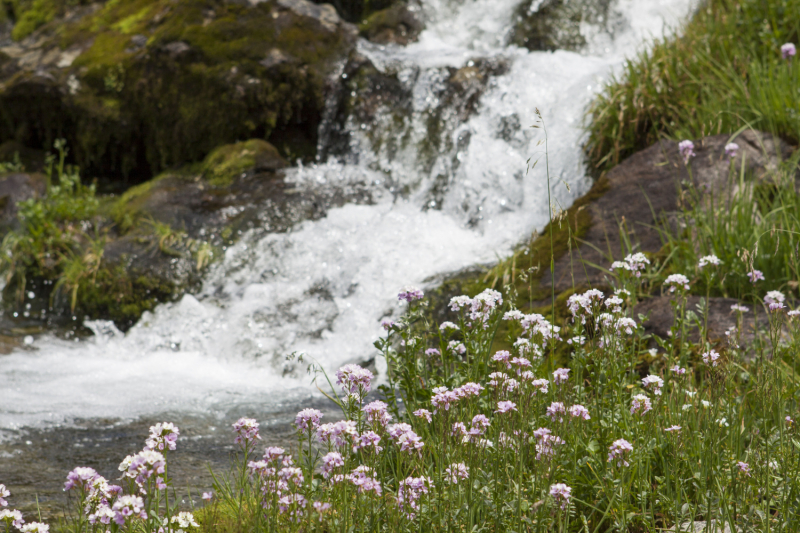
[202,492,213,501]
[546,402,566,422]
[641,375,664,395]
[363,401,392,427]
[0,484,9,507]
[145,422,180,452]
[413,409,432,423]
[782,43,796,59]
[294,409,323,431]
[232,418,260,446]
[678,140,696,164]
[398,286,424,302]
[445,463,469,484]
[665,425,682,433]
[671,365,687,375]
[552,368,570,385]
[608,439,633,467]
[630,394,652,415]
[495,401,517,414]
[568,405,590,420]
[320,452,344,479]
[336,364,373,395]
[354,431,383,454]
[549,483,572,510]
[725,143,739,158]
[664,274,690,293]
[737,461,751,477]
[702,350,720,367]
[747,270,765,283]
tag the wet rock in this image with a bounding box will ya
[0,172,46,226]
[359,1,423,45]
[635,295,769,352]
[540,130,792,295]
[0,0,358,184]
[311,0,396,23]
[509,0,620,52]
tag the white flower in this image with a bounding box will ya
[439,321,459,332]
[682,404,692,412]
[698,255,721,268]
[170,512,199,531]
[701,400,711,409]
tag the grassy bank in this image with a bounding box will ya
[586,0,800,171]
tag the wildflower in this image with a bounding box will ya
[747,270,764,283]
[439,321,459,332]
[717,417,730,428]
[546,402,566,422]
[702,350,720,367]
[320,452,344,479]
[737,461,752,477]
[504,310,525,321]
[765,291,786,305]
[605,296,623,313]
[678,140,696,163]
[469,414,491,436]
[146,422,180,452]
[278,494,307,517]
[170,512,200,532]
[391,426,424,455]
[202,492,213,501]
[413,409,432,423]
[608,439,633,467]
[336,364,373,395]
[495,401,517,414]
[120,449,166,490]
[682,404,692,412]
[698,255,721,269]
[232,418,260,446]
[531,378,549,394]
[0,485,7,507]
[534,429,564,460]
[789,310,800,318]
[664,274,690,293]
[642,375,664,395]
[449,295,472,312]
[445,463,469,484]
[510,357,531,374]
[18,523,48,533]
[63,467,99,492]
[725,143,739,158]
[397,476,433,519]
[467,289,504,327]
[631,394,652,415]
[263,447,285,463]
[431,388,459,412]
[112,495,146,525]
[665,425,682,433]
[451,422,468,437]
[616,317,637,335]
[491,350,511,368]
[782,42,796,59]
[731,304,749,313]
[625,253,651,276]
[701,400,711,408]
[567,336,586,345]
[448,341,466,355]
[380,318,395,330]
[317,420,357,448]
[454,382,484,399]
[553,368,570,385]
[549,483,572,510]
[568,405,590,420]
[313,501,331,513]
[769,302,785,312]
[671,365,687,375]
[354,431,383,454]
[398,286,424,302]
[0,510,23,528]
[363,401,392,427]
[787,416,795,426]
[424,348,440,357]
[294,408,323,431]
[611,261,630,271]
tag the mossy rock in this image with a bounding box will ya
[359,1,422,45]
[202,139,286,187]
[0,0,357,185]
[509,0,616,52]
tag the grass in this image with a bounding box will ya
[585,0,800,172]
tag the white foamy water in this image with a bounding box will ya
[0,0,695,432]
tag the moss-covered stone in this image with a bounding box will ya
[0,0,357,185]
[201,139,286,187]
[359,2,422,45]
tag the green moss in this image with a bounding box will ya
[10,0,59,40]
[201,139,283,187]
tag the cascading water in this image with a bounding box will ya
[1,0,694,438]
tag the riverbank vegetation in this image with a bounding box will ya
[586,0,800,171]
